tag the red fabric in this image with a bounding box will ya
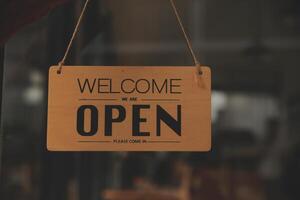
[0,0,71,45]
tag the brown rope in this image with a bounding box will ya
[57,0,91,74]
[169,0,202,74]
[57,0,203,75]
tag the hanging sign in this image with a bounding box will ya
[47,66,211,151]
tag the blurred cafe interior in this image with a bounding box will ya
[1,0,300,200]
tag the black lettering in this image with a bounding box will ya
[77,105,98,136]
[121,79,135,94]
[77,79,96,93]
[132,105,150,136]
[98,79,110,93]
[109,79,120,94]
[156,105,181,136]
[152,79,168,94]
[170,79,182,94]
[105,105,126,136]
[136,79,150,94]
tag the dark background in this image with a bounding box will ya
[0,0,300,200]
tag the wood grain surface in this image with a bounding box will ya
[47,66,211,151]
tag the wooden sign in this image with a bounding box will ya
[47,66,211,151]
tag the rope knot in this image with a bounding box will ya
[57,61,64,74]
